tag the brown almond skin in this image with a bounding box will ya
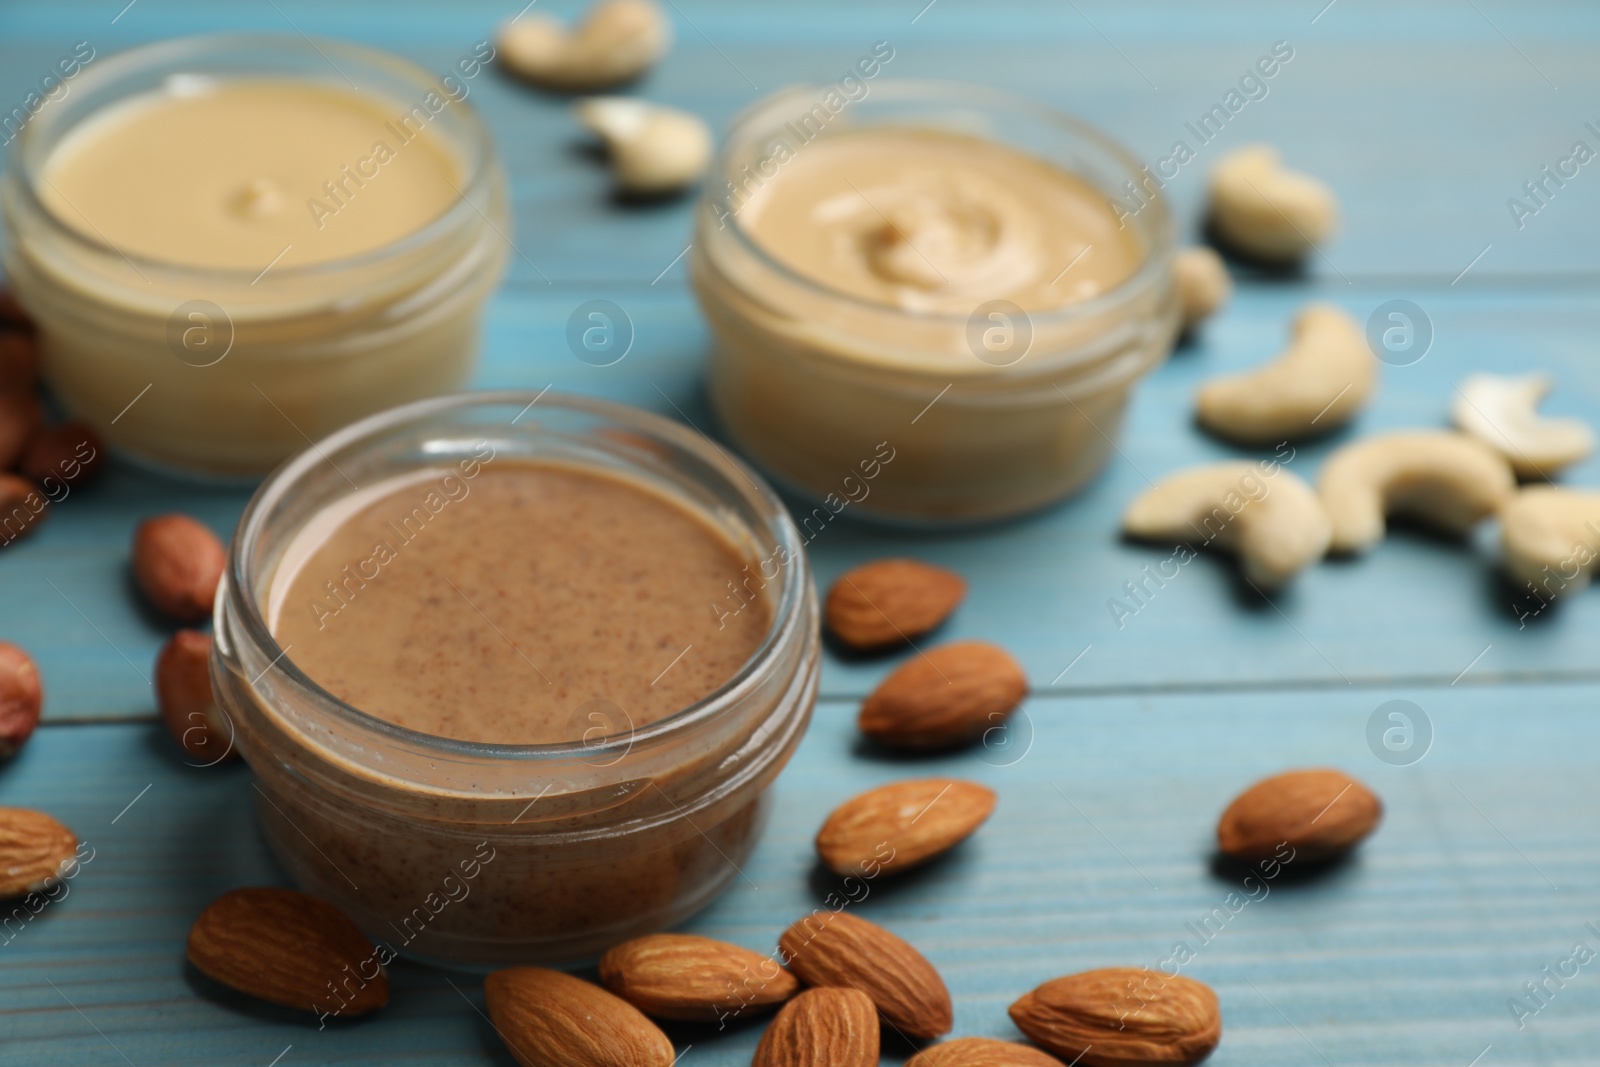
[827,559,967,651]
[133,514,227,624]
[816,778,996,877]
[21,421,106,490]
[0,473,46,546]
[600,933,797,1022]
[0,642,42,759]
[908,1037,1068,1067]
[1009,968,1221,1067]
[779,910,952,1040]
[0,332,37,391]
[485,966,675,1067]
[187,887,388,1016]
[859,640,1027,750]
[155,631,236,765]
[753,986,879,1067]
[1217,767,1382,863]
[0,807,77,899]
[0,390,43,470]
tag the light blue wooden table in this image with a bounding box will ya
[4,2,1599,1064]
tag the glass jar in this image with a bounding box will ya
[211,392,819,968]
[692,81,1178,524]
[0,34,508,478]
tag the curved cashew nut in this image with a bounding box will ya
[1451,373,1595,478]
[498,0,671,92]
[1499,486,1600,597]
[1122,462,1331,588]
[575,97,711,194]
[1196,303,1375,444]
[1208,145,1338,263]
[1174,247,1232,331]
[1318,431,1515,554]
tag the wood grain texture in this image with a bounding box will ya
[1,1,1599,1064]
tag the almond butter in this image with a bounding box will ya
[186,887,388,1017]
[859,640,1027,750]
[1008,968,1221,1067]
[485,966,675,1067]
[0,643,42,759]
[816,778,995,877]
[1217,767,1381,863]
[826,559,966,651]
[0,807,77,899]
[155,631,236,765]
[21,421,105,489]
[753,986,878,1067]
[132,514,227,624]
[0,473,46,546]
[778,910,951,1040]
[907,1036,1068,1067]
[599,932,797,1022]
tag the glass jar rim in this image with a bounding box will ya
[6,32,499,283]
[226,389,812,763]
[705,79,1174,333]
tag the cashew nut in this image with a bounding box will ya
[1208,145,1338,263]
[574,97,711,195]
[1196,303,1375,444]
[1174,247,1231,331]
[498,0,671,91]
[1122,462,1331,588]
[1318,431,1516,554]
[1499,486,1600,596]
[1451,373,1595,478]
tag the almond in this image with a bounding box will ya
[132,514,227,624]
[600,932,797,1022]
[485,966,675,1067]
[155,631,236,765]
[21,421,106,489]
[187,887,388,1017]
[816,778,995,877]
[0,473,46,546]
[0,332,37,391]
[826,559,966,651]
[778,910,951,1040]
[1217,767,1381,863]
[0,807,77,899]
[0,643,42,759]
[0,390,43,469]
[859,640,1027,750]
[1008,968,1221,1067]
[753,986,878,1067]
[907,1036,1068,1067]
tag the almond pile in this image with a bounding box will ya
[0,295,105,547]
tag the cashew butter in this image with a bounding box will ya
[693,82,1179,522]
[1,35,508,476]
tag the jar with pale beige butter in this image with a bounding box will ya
[212,392,819,967]
[0,34,508,477]
[692,81,1178,523]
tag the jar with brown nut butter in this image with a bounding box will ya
[692,81,1178,523]
[212,392,819,967]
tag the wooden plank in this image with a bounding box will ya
[1,683,1596,1063]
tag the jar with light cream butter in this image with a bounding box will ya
[211,392,819,968]
[0,34,508,477]
[692,81,1178,524]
